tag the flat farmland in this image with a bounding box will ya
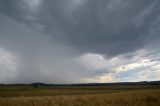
[0,85,159,97]
[0,85,160,106]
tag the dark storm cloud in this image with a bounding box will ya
[1,0,160,56]
[0,12,87,84]
[0,0,160,83]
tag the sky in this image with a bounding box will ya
[0,0,160,84]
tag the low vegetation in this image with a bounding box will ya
[0,84,159,106]
[0,90,160,106]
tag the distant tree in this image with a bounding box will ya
[33,84,38,88]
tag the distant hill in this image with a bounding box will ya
[0,81,160,86]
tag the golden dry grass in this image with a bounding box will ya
[0,90,160,106]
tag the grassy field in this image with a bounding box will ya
[0,85,160,106]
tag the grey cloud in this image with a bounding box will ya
[0,0,160,83]
[0,13,87,84]
[1,0,160,56]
